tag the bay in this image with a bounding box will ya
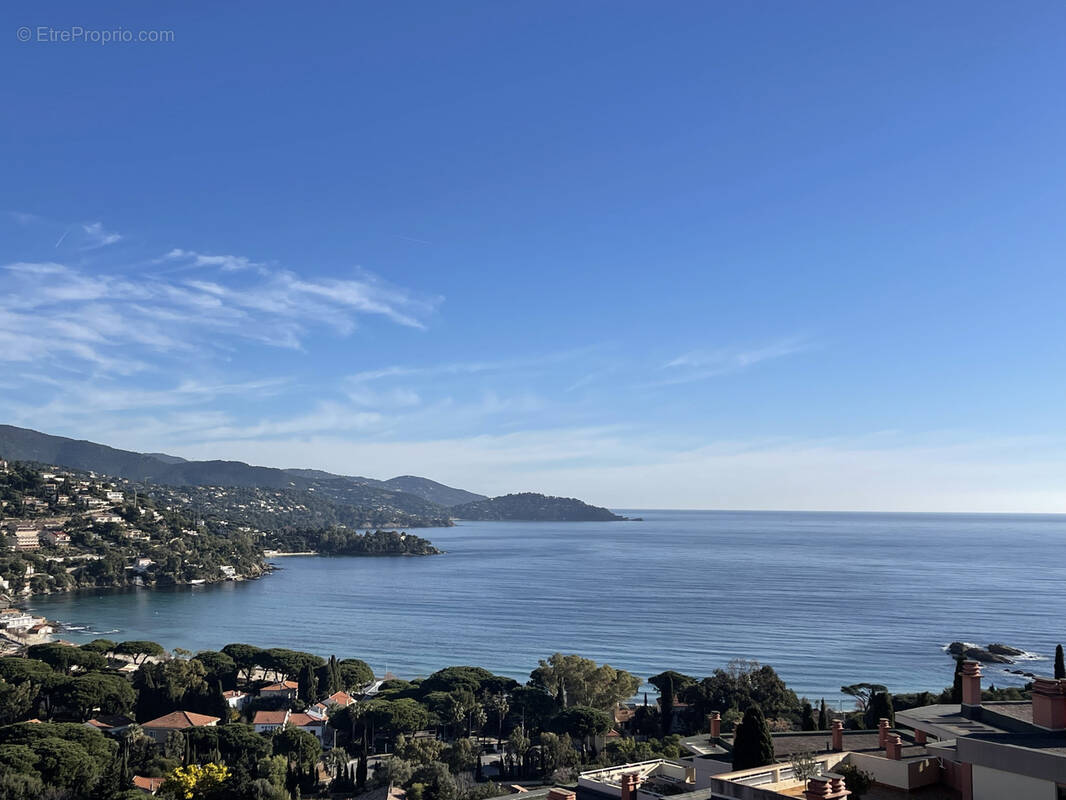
[25,510,1066,706]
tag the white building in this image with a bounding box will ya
[0,609,35,629]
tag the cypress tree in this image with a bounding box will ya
[817,699,827,731]
[210,679,229,722]
[298,663,318,704]
[660,675,674,738]
[951,657,964,703]
[731,704,775,770]
[119,743,132,788]
[286,765,298,795]
[135,666,162,722]
[356,751,367,789]
[321,657,334,695]
[800,702,815,731]
[1055,645,1065,680]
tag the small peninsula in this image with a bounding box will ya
[269,527,441,556]
[450,492,628,522]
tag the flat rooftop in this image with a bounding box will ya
[896,704,1009,740]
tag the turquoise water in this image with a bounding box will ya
[25,510,1066,704]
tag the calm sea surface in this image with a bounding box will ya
[25,511,1066,705]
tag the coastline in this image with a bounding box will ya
[13,512,1066,703]
[263,550,318,557]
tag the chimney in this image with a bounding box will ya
[1031,678,1066,730]
[548,791,575,800]
[885,734,902,760]
[620,772,641,800]
[709,711,721,743]
[804,777,830,800]
[830,719,844,752]
[877,718,890,748]
[804,774,850,800]
[827,775,850,799]
[961,660,982,719]
[914,729,927,745]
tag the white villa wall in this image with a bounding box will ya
[972,764,1056,800]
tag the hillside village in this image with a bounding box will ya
[0,459,267,639]
[0,459,438,625]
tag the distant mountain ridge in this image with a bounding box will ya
[0,424,467,520]
[279,469,486,506]
[381,475,486,507]
[0,424,623,523]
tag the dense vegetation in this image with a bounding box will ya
[0,464,266,595]
[0,646,652,800]
[269,528,441,556]
[450,493,626,522]
[0,462,442,598]
[0,630,1044,800]
[142,483,451,533]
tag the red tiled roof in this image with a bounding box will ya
[142,710,220,729]
[261,680,298,691]
[289,712,324,727]
[133,776,164,793]
[253,710,289,725]
[327,690,354,705]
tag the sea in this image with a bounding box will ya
[24,510,1066,707]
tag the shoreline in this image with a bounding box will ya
[263,550,319,557]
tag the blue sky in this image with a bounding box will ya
[2,1,1065,511]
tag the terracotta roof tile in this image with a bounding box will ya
[253,710,290,725]
[133,776,164,793]
[142,710,220,729]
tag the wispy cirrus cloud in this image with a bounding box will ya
[81,221,122,248]
[655,336,814,385]
[347,347,602,385]
[9,213,122,250]
[0,255,438,374]
[162,248,264,272]
[15,376,291,417]
[0,220,442,444]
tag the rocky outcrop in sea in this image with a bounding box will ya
[946,641,1028,664]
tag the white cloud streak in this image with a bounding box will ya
[163,248,263,272]
[81,221,122,248]
[657,336,813,385]
[0,258,438,375]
